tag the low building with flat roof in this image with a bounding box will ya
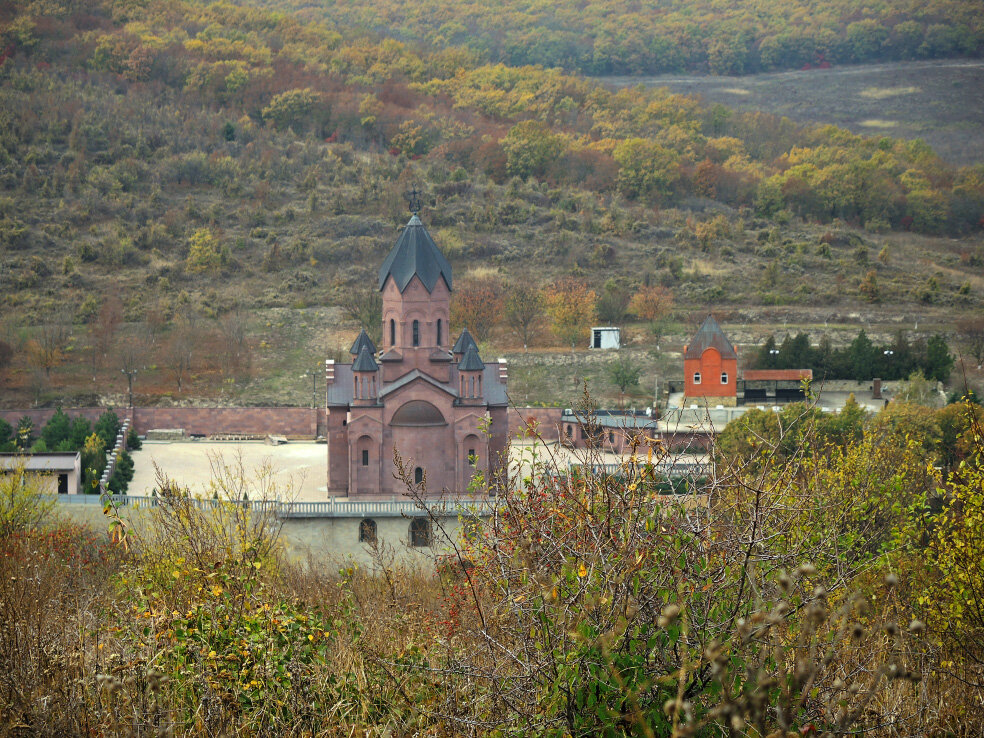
[0,452,82,495]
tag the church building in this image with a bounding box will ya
[683,315,738,407]
[324,212,509,498]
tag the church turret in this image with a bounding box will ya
[458,344,485,402]
[452,328,478,361]
[349,328,377,357]
[378,207,453,380]
[352,345,379,404]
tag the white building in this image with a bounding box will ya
[590,326,621,350]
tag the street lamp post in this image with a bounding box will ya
[121,368,138,407]
[301,369,318,409]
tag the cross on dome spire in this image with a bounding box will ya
[406,184,422,216]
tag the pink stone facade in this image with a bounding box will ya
[325,215,508,499]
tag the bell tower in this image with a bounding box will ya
[377,190,453,381]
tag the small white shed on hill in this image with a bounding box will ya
[590,327,621,350]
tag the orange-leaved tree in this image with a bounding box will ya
[451,277,504,343]
[629,284,674,343]
[542,277,596,352]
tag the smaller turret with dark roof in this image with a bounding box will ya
[458,344,485,372]
[352,345,379,372]
[352,345,379,403]
[452,328,478,360]
[457,344,485,401]
[349,328,377,357]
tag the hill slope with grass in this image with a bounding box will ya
[0,0,982,406]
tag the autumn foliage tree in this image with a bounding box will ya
[451,277,504,342]
[629,285,674,342]
[503,281,544,350]
[542,277,596,351]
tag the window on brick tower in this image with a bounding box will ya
[390,319,395,346]
[693,372,701,384]
[412,320,420,346]
[361,449,369,466]
[721,372,728,384]
[468,448,476,465]
[437,319,442,346]
[414,466,423,484]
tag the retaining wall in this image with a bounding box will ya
[5,406,555,442]
[57,501,462,565]
[0,407,322,438]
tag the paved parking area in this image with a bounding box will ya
[129,441,329,501]
[128,440,631,502]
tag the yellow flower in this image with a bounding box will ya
[578,563,587,578]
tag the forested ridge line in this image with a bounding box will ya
[256,0,984,76]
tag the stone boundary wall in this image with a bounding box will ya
[0,408,111,431]
[5,405,557,442]
[0,407,322,438]
[131,407,320,437]
[507,407,563,441]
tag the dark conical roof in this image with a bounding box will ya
[684,315,737,360]
[349,328,377,356]
[352,345,379,372]
[377,214,453,293]
[452,328,478,355]
[458,344,485,372]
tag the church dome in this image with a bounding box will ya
[377,215,453,293]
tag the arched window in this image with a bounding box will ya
[693,372,702,384]
[357,435,374,467]
[566,425,573,437]
[463,434,481,468]
[389,319,396,346]
[409,518,431,547]
[437,318,442,346]
[359,518,377,544]
[391,400,446,427]
[414,466,423,485]
[720,372,728,384]
[412,319,420,346]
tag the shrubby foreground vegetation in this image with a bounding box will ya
[2,393,983,734]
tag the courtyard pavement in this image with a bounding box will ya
[127,440,630,502]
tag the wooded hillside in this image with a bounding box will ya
[0,0,982,405]
[264,0,984,75]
